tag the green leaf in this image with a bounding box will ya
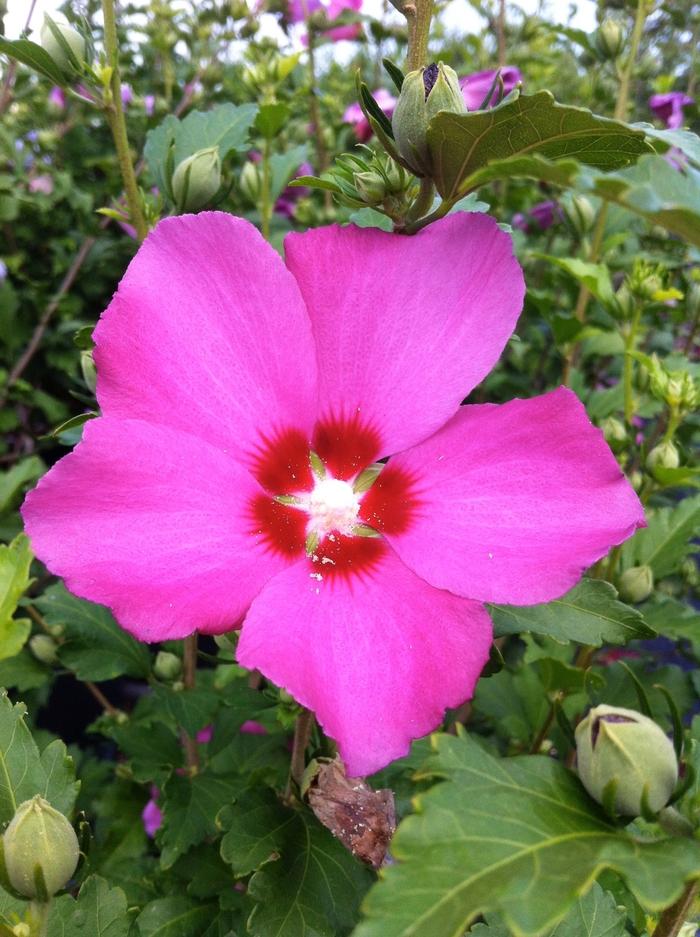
[35,582,151,680]
[0,457,44,513]
[254,102,290,139]
[489,578,653,646]
[354,733,700,937]
[620,494,700,578]
[175,103,258,165]
[144,115,180,192]
[158,771,239,869]
[64,876,132,937]
[135,896,218,936]
[0,37,66,85]
[269,144,309,202]
[533,256,615,307]
[427,91,652,200]
[151,686,220,738]
[348,208,393,231]
[0,534,33,661]
[221,790,372,937]
[632,123,700,168]
[0,691,78,824]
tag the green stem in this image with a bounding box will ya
[403,0,434,71]
[102,0,148,242]
[623,304,642,427]
[651,880,699,937]
[182,633,200,774]
[286,708,315,797]
[402,195,452,234]
[405,177,435,224]
[261,136,272,241]
[29,900,51,937]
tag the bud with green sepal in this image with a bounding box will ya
[563,193,596,237]
[40,15,87,76]
[600,416,626,447]
[618,565,654,604]
[1,796,79,899]
[646,440,680,474]
[593,18,625,60]
[240,161,262,204]
[171,147,222,212]
[353,170,387,205]
[391,62,466,177]
[154,650,182,681]
[575,705,678,817]
[80,350,97,394]
[28,635,59,667]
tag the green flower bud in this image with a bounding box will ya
[353,170,386,205]
[391,62,466,176]
[564,194,596,237]
[80,350,97,394]
[153,650,182,680]
[575,705,678,816]
[239,160,261,204]
[594,18,625,60]
[618,564,654,603]
[681,558,699,587]
[28,634,59,666]
[646,440,680,473]
[40,16,86,74]
[600,416,626,445]
[171,147,221,212]
[3,796,79,898]
[628,469,643,492]
[614,283,635,319]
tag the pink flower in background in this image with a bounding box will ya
[275,161,314,218]
[460,65,522,110]
[121,85,133,107]
[343,88,396,142]
[513,200,560,232]
[48,86,66,109]
[294,0,363,42]
[23,212,644,776]
[288,0,322,21]
[144,94,156,117]
[649,91,694,129]
[241,720,268,735]
[142,786,162,837]
[195,725,213,744]
[28,174,54,195]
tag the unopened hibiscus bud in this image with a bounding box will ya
[29,634,59,666]
[240,160,261,203]
[600,416,626,445]
[575,705,678,816]
[2,796,79,898]
[80,350,97,394]
[172,147,221,212]
[40,16,86,75]
[564,194,596,236]
[618,564,654,603]
[154,650,182,680]
[646,440,680,473]
[392,62,466,176]
[594,18,625,60]
[353,170,386,205]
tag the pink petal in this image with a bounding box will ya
[94,213,318,468]
[22,418,291,641]
[384,387,645,604]
[285,213,524,458]
[236,545,492,777]
[142,793,162,838]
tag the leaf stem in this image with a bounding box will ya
[623,303,642,427]
[402,195,452,234]
[402,0,434,72]
[28,899,51,937]
[287,708,315,796]
[404,177,435,225]
[651,879,699,937]
[182,633,200,774]
[101,0,148,242]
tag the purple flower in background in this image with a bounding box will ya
[275,161,313,218]
[195,725,213,744]
[48,86,67,109]
[240,720,268,735]
[343,88,396,142]
[144,94,156,117]
[142,786,162,837]
[0,260,7,282]
[649,91,694,129]
[460,66,522,110]
[513,200,559,233]
[28,174,54,196]
[322,23,362,41]
[121,84,133,108]
[288,0,322,21]
[295,0,363,43]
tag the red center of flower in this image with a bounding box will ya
[248,414,419,579]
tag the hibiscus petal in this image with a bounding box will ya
[93,213,318,464]
[236,545,492,777]
[384,387,645,604]
[22,418,290,641]
[284,213,524,457]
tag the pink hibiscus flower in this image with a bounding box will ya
[460,65,522,110]
[22,212,644,776]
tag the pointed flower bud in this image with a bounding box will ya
[171,147,221,212]
[564,194,596,237]
[240,160,262,204]
[575,705,678,816]
[353,170,386,205]
[28,634,59,666]
[154,650,182,680]
[618,564,654,604]
[40,17,86,75]
[391,62,466,176]
[594,18,625,60]
[2,796,79,898]
[646,440,680,473]
[600,416,626,445]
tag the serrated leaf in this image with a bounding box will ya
[64,876,131,937]
[0,534,32,661]
[174,103,258,165]
[348,208,393,231]
[254,102,290,139]
[158,771,239,868]
[354,733,700,937]
[136,896,218,936]
[35,582,150,680]
[221,790,372,937]
[632,123,700,168]
[489,578,653,646]
[0,691,78,824]
[269,144,309,201]
[0,37,67,84]
[144,115,180,192]
[621,494,700,578]
[151,686,220,738]
[427,90,652,200]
